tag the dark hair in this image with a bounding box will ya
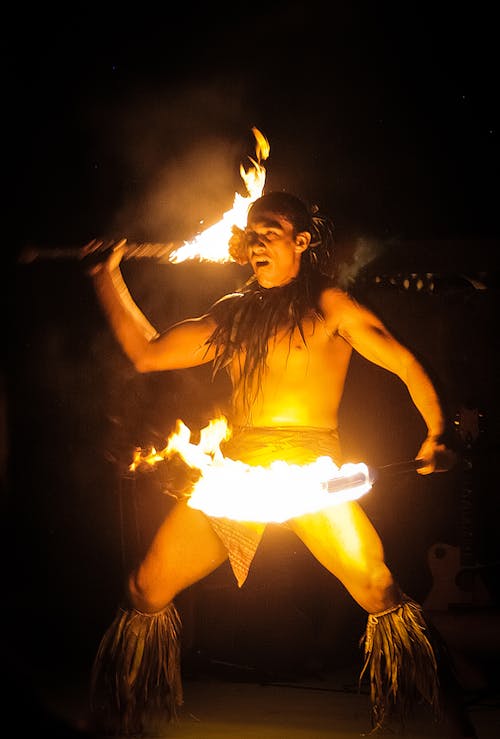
[248,191,313,233]
[247,191,336,278]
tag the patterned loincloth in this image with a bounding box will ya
[208,426,342,587]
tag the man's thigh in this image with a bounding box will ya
[288,501,385,580]
[137,500,229,599]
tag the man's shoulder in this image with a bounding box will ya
[318,284,350,303]
[318,285,357,323]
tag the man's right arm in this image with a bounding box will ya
[90,239,216,373]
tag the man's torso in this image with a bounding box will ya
[229,313,352,428]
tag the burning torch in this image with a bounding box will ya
[130,417,455,524]
[18,127,270,268]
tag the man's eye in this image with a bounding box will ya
[244,230,279,244]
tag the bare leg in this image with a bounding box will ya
[290,501,476,736]
[288,500,400,613]
[91,501,228,734]
[128,498,229,611]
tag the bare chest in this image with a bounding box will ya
[231,317,345,382]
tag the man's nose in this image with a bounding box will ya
[251,237,266,250]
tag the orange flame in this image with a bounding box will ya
[130,416,372,523]
[167,127,270,263]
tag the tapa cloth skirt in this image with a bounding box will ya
[208,426,342,587]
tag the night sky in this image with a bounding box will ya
[5,2,500,720]
[11,4,498,248]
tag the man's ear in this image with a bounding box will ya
[294,231,311,253]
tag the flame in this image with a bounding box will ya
[130,416,372,523]
[167,127,270,263]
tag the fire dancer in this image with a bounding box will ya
[88,192,472,736]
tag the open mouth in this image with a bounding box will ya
[255,259,270,268]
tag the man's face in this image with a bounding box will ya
[245,210,310,288]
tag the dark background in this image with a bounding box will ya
[4,2,499,730]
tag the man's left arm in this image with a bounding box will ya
[325,289,451,473]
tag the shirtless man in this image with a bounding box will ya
[89,192,465,736]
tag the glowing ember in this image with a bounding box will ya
[130,417,372,523]
[167,127,270,263]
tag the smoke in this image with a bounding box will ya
[112,139,241,243]
[336,236,386,290]
[84,81,253,243]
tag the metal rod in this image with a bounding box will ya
[324,455,456,496]
[374,450,457,482]
[377,459,425,476]
[323,472,369,493]
[323,459,426,495]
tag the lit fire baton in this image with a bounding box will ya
[19,127,270,267]
[130,417,443,524]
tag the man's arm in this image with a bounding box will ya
[90,240,217,372]
[322,288,450,473]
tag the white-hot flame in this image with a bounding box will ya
[167,127,270,263]
[130,417,372,523]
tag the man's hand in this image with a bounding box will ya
[416,435,457,474]
[83,238,127,275]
